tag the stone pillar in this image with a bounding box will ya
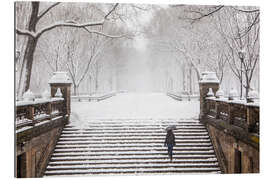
[49,72,72,118]
[199,72,219,120]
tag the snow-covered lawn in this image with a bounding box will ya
[70,93,199,127]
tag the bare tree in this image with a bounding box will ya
[15,2,122,98]
[214,7,259,98]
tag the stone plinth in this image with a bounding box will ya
[49,72,72,116]
[199,72,219,120]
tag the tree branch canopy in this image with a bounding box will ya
[190,5,224,23]
[36,20,105,37]
[16,3,120,39]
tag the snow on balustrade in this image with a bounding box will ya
[16,126,32,133]
[199,72,220,84]
[205,87,260,107]
[206,96,259,107]
[48,72,72,84]
[16,97,64,107]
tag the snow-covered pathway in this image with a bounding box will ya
[70,93,199,126]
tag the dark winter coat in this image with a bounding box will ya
[164,130,176,146]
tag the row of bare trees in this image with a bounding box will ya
[144,5,259,97]
[15,3,259,97]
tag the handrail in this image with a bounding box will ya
[167,92,199,101]
[71,92,116,102]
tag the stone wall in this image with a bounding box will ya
[16,117,67,177]
[206,123,259,173]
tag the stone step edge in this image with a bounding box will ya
[48,159,218,165]
[44,167,221,174]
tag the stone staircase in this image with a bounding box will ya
[44,118,221,176]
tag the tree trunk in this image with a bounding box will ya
[245,73,250,99]
[95,63,99,93]
[182,64,186,92]
[95,76,98,93]
[109,77,112,91]
[17,2,39,98]
[88,75,91,94]
[18,37,38,98]
[189,65,193,95]
[73,85,78,96]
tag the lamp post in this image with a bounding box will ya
[238,49,245,99]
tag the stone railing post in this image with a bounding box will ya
[199,72,219,120]
[247,105,259,133]
[215,101,220,119]
[49,72,72,120]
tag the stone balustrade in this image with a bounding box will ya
[16,96,64,130]
[205,95,259,134]
[199,71,259,173]
[16,72,72,178]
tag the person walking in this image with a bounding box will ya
[164,129,176,162]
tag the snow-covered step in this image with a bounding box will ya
[56,140,211,145]
[56,140,211,146]
[51,154,217,161]
[65,123,204,128]
[58,135,210,141]
[45,167,221,176]
[53,146,214,152]
[53,148,214,154]
[45,117,221,176]
[61,131,209,137]
[55,143,213,149]
[61,129,208,134]
[63,126,206,131]
[47,162,219,170]
[63,128,207,134]
[51,150,215,157]
[45,171,221,177]
[64,123,204,127]
[48,158,218,165]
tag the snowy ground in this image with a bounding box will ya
[70,93,199,126]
